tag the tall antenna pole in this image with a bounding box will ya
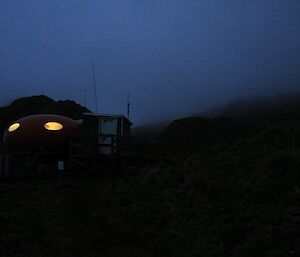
[83,90,87,107]
[127,92,130,120]
[92,59,98,112]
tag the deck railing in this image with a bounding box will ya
[70,134,159,163]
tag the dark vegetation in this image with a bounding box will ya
[1,94,300,256]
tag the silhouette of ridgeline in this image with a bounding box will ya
[160,94,300,154]
[0,95,90,141]
[221,94,300,122]
[160,117,263,154]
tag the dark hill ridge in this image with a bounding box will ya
[131,121,169,138]
[159,94,300,155]
[0,95,90,140]
[221,94,300,122]
[160,116,265,155]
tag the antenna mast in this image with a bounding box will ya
[83,90,87,107]
[127,92,130,120]
[92,59,98,112]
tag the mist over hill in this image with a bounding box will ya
[220,94,300,122]
[133,93,300,140]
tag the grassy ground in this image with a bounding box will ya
[1,129,300,257]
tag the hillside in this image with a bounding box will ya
[221,94,300,122]
[159,117,261,154]
[1,122,300,257]
[1,94,300,256]
[157,94,300,155]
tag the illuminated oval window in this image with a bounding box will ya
[44,122,63,131]
[8,123,20,132]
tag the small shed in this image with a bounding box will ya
[74,113,132,157]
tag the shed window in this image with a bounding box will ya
[99,118,118,135]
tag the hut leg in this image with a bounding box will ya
[113,156,124,175]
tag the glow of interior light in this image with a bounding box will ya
[8,123,20,132]
[44,122,63,131]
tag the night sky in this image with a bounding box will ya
[1,0,299,125]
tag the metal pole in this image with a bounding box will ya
[127,92,130,120]
[92,59,98,112]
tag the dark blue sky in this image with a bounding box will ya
[1,0,299,125]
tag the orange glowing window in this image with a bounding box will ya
[8,123,20,132]
[44,122,63,131]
